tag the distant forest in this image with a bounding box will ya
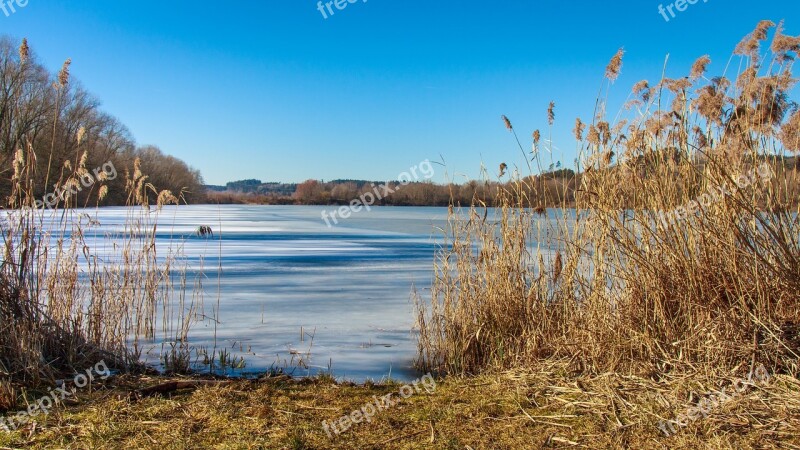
[0,37,205,208]
[205,155,800,209]
[205,169,579,208]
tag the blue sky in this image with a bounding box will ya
[1,0,797,185]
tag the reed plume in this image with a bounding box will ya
[605,48,625,82]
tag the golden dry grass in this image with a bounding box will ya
[0,362,798,449]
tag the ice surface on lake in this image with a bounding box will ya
[9,204,567,381]
[76,205,450,382]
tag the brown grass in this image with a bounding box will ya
[0,363,798,449]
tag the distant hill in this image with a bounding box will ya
[206,180,298,196]
[208,179,396,196]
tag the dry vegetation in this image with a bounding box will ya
[0,139,204,386]
[416,20,800,380]
[0,363,798,449]
[0,40,209,407]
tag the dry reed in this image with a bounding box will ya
[415,22,800,382]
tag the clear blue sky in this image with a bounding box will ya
[1,0,797,185]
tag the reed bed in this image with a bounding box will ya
[0,101,204,408]
[415,21,800,380]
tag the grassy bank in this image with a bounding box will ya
[0,362,798,449]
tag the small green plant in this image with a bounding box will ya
[162,342,191,375]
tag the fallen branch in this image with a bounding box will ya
[129,380,233,400]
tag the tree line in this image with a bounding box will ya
[206,169,579,208]
[0,36,204,208]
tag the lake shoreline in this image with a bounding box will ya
[2,361,798,449]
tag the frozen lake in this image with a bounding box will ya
[78,205,451,382]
